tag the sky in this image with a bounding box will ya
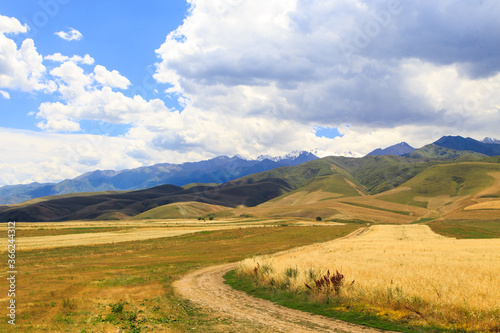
[0,0,499,186]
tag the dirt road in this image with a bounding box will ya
[174,262,396,332]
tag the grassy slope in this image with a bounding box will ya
[377,162,500,206]
[3,151,499,222]
[325,155,433,194]
[405,144,487,161]
[231,158,336,188]
[428,219,500,239]
[293,174,362,197]
[133,201,227,219]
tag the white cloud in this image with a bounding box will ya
[0,16,54,93]
[402,59,500,131]
[45,53,95,65]
[93,65,130,89]
[33,0,500,176]
[0,127,139,185]
[49,61,93,101]
[153,0,500,150]
[0,90,10,99]
[54,28,83,41]
[0,15,28,34]
[3,3,500,187]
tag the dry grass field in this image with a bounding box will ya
[3,227,226,251]
[238,225,500,332]
[0,218,345,251]
[0,218,358,332]
[229,195,424,224]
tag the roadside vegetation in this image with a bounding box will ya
[231,225,500,332]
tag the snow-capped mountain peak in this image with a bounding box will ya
[483,137,500,144]
[257,150,313,162]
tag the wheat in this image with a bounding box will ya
[238,225,500,331]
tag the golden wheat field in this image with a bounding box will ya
[239,225,500,331]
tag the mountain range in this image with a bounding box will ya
[1,135,499,222]
[2,136,500,206]
[0,151,317,205]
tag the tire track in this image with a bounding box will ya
[174,228,398,332]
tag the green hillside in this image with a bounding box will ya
[325,155,432,194]
[294,174,361,196]
[378,162,500,206]
[3,145,499,222]
[133,201,226,220]
[405,144,486,160]
[236,158,366,204]
[231,159,335,189]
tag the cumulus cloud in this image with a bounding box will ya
[0,16,54,93]
[36,0,500,170]
[0,14,28,34]
[93,65,131,89]
[45,53,95,65]
[36,57,173,132]
[3,2,500,186]
[54,28,83,41]
[36,61,134,131]
[153,0,500,154]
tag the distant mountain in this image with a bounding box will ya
[433,136,500,156]
[0,181,290,222]
[257,150,317,162]
[0,152,318,205]
[404,144,487,161]
[337,151,364,158]
[483,137,500,144]
[0,158,337,222]
[2,146,499,222]
[366,142,415,157]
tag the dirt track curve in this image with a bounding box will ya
[174,261,397,332]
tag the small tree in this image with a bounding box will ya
[316,216,322,221]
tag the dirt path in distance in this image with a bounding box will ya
[174,261,396,332]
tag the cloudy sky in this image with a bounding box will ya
[0,0,499,186]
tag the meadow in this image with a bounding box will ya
[236,225,500,332]
[0,219,357,332]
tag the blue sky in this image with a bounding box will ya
[1,0,500,186]
[0,0,187,131]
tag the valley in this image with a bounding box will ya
[0,136,499,332]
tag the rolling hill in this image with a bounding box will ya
[404,144,487,160]
[0,178,292,222]
[0,158,338,222]
[376,162,500,210]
